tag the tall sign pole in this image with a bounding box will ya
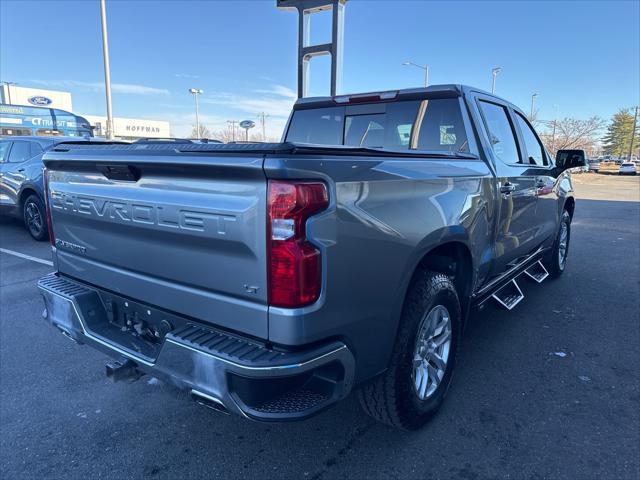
[277,0,348,98]
[99,0,114,139]
[628,106,638,161]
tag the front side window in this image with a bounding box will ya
[7,140,32,163]
[0,141,10,162]
[514,112,546,165]
[478,101,520,164]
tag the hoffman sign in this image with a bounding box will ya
[84,115,170,139]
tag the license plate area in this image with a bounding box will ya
[80,290,190,362]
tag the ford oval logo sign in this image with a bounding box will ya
[28,96,53,106]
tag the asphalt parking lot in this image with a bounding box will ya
[1,174,638,480]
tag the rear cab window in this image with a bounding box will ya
[286,97,473,155]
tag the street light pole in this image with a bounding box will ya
[189,88,203,139]
[491,67,502,94]
[99,0,114,140]
[402,61,429,87]
[628,105,639,161]
[530,93,538,121]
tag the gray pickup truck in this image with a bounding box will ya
[38,85,585,429]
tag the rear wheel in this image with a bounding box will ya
[544,210,571,278]
[23,194,48,241]
[358,269,461,430]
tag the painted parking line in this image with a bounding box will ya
[0,248,53,267]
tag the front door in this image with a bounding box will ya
[0,140,14,208]
[475,98,539,275]
[511,110,559,244]
[0,140,32,209]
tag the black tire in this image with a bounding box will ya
[23,194,48,241]
[544,210,571,278]
[358,269,461,430]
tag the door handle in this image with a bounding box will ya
[500,183,516,194]
[17,168,25,173]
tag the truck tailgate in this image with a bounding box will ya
[44,145,269,339]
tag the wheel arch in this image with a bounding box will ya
[564,196,575,219]
[18,185,44,210]
[391,230,476,339]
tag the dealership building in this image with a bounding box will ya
[0,84,171,140]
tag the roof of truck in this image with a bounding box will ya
[294,84,513,109]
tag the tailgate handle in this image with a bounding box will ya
[97,164,140,182]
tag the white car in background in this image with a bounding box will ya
[618,162,637,175]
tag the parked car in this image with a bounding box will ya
[0,137,106,240]
[38,85,584,430]
[619,162,637,175]
[588,159,600,172]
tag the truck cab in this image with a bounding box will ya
[37,85,584,429]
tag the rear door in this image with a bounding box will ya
[475,97,539,274]
[45,145,269,339]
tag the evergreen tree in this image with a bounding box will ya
[602,109,638,157]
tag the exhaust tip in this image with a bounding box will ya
[190,389,229,415]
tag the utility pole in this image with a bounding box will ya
[99,0,114,140]
[628,106,639,160]
[491,67,502,94]
[530,93,538,121]
[227,120,238,142]
[258,112,269,141]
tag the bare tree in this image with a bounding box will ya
[190,124,211,140]
[538,117,605,154]
[214,128,278,143]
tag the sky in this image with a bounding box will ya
[1,0,639,138]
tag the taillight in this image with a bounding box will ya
[267,181,328,308]
[43,168,55,247]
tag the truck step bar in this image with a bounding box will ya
[524,260,549,283]
[491,279,525,311]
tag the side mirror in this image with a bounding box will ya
[556,149,586,172]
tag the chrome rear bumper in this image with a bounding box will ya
[38,273,355,421]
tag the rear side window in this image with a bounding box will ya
[7,140,32,163]
[30,142,44,157]
[478,101,520,164]
[514,112,546,165]
[286,99,470,153]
